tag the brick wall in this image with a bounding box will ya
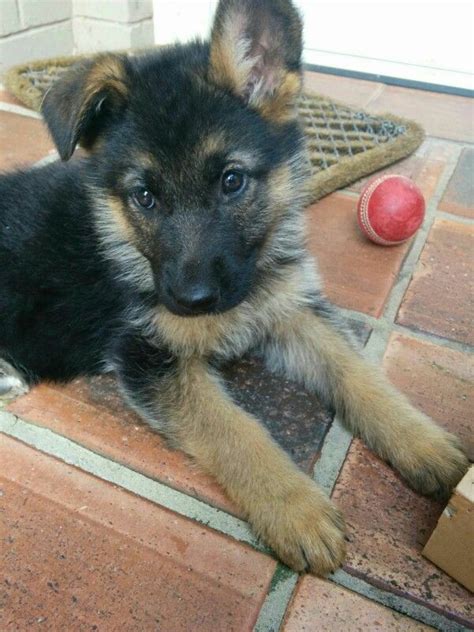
[0,0,74,72]
[0,0,154,74]
[73,0,154,55]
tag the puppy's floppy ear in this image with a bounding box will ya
[209,0,303,122]
[41,54,131,161]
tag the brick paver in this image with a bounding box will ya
[439,147,474,218]
[306,193,411,316]
[0,110,55,169]
[1,434,275,631]
[7,378,235,514]
[332,439,473,627]
[303,70,382,108]
[0,89,27,107]
[367,85,474,143]
[383,333,474,459]
[397,219,474,345]
[283,576,433,631]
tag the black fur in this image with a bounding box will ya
[0,162,127,381]
[112,328,178,427]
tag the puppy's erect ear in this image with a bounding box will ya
[41,54,131,161]
[209,0,303,122]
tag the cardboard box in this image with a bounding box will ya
[422,465,473,593]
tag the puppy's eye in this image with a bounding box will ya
[132,188,156,210]
[221,170,247,196]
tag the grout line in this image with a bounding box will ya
[423,136,473,147]
[73,14,153,27]
[0,101,41,119]
[254,565,299,632]
[436,210,474,226]
[391,323,474,354]
[312,417,352,495]
[330,569,472,632]
[0,411,266,553]
[336,306,381,329]
[362,83,386,109]
[430,143,465,168]
[15,0,25,28]
[0,17,71,41]
[380,214,436,324]
[3,377,469,631]
[338,306,473,354]
[360,324,392,364]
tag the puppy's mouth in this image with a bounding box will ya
[160,292,245,318]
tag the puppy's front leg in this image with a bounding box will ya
[114,330,346,574]
[265,303,468,498]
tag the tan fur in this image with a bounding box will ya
[266,164,294,211]
[194,135,261,176]
[155,356,346,574]
[68,55,128,155]
[196,132,228,160]
[209,5,302,123]
[258,71,302,123]
[131,151,159,172]
[265,157,308,212]
[83,54,128,103]
[105,195,136,243]
[209,11,255,97]
[150,258,318,358]
[91,189,154,291]
[266,309,469,496]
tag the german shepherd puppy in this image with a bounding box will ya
[0,0,468,574]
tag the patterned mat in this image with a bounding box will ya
[4,55,424,202]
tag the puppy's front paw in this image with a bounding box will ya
[251,479,346,575]
[394,426,468,499]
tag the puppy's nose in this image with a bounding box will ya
[170,284,219,313]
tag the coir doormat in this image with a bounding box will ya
[4,54,424,202]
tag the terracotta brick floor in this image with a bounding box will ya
[1,72,473,631]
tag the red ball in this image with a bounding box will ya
[357,175,425,246]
